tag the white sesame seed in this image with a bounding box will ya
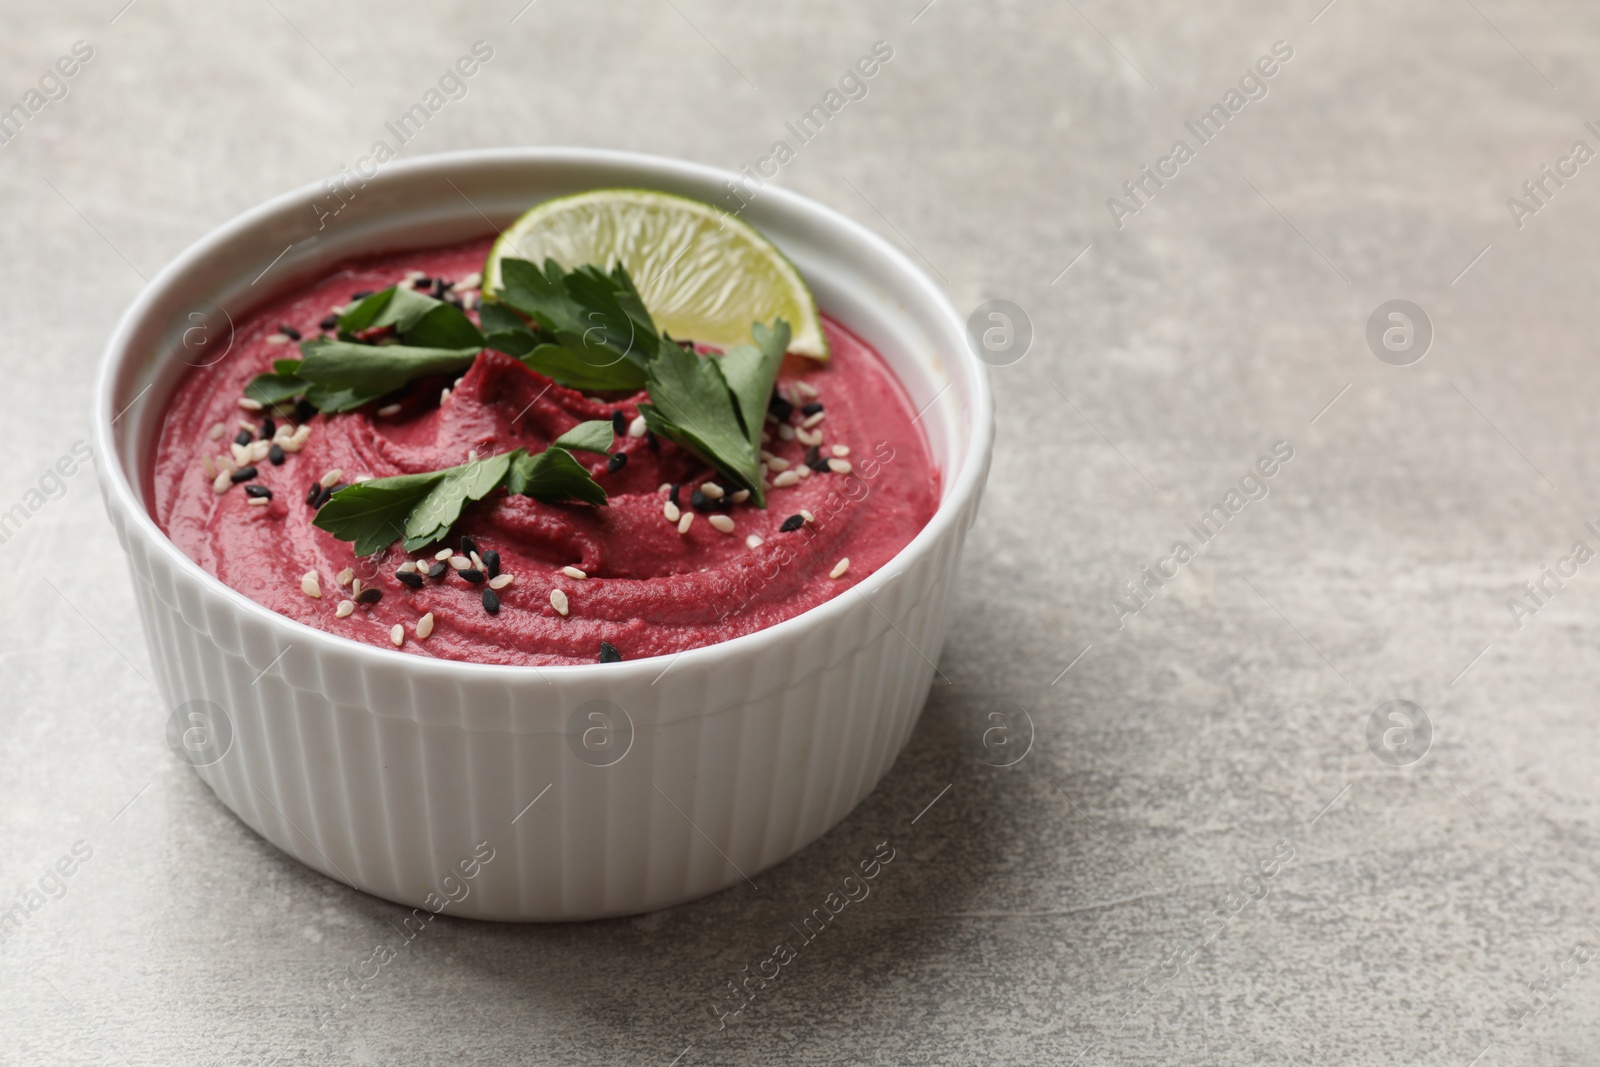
[730,489,750,504]
[802,410,826,429]
[659,483,672,493]
[471,551,485,570]
[416,612,435,639]
[828,459,853,475]
[628,414,648,438]
[454,377,464,389]
[773,470,800,488]
[800,509,815,523]
[351,578,362,598]
[456,271,482,290]
[377,403,402,417]
[319,468,342,489]
[238,397,264,412]
[701,482,724,500]
[489,574,514,590]
[265,333,289,346]
[745,534,764,549]
[550,588,569,616]
[247,495,270,507]
[230,442,249,466]
[301,572,322,598]
[449,555,471,570]
[795,380,819,400]
[335,599,355,618]
[830,558,850,579]
[562,566,587,579]
[797,427,823,447]
[398,561,418,573]
[664,501,681,523]
[403,269,425,282]
[798,465,812,479]
[336,568,354,587]
[440,388,452,404]
[760,429,772,444]
[201,455,216,478]
[239,420,256,432]
[777,424,796,441]
[390,624,404,647]
[208,422,226,441]
[677,512,694,535]
[435,548,452,561]
[216,454,235,474]
[212,471,231,494]
[765,456,790,472]
[249,439,272,463]
[832,444,850,457]
[709,514,735,534]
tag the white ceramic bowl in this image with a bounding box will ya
[94,149,992,921]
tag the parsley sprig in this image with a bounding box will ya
[272,259,794,554]
[311,420,613,555]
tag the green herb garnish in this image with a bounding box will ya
[312,443,607,555]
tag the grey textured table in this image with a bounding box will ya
[4,1,1598,1064]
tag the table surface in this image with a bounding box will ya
[4,1,1598,1064]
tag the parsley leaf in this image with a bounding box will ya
[493,258,650,390]
[506,446,610,507]
[312,446,606,554]
[245,284,486,414]
[552,420,615,455]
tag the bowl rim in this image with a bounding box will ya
[93,146,994,684]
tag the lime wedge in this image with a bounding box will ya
[483,189,828,360]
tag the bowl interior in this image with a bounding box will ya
[102,151,981,523]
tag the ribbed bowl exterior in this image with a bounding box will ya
[108,479,981,920]
[95,149,992,921]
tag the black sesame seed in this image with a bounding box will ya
[268,443,286,466]
[319,314,339,331]
[233,428,253,447]
[459,568,485,584]
[294,399,317,423]
[800,401,823,416]
[482,588,500,615]
[279,324,302,341]
[396,570,424,589]
[779,514,805,533]
[670,483,682,508]
[804,445,820,466]
[428,561,448,579]
[352,290,373,299]
[769,392,794,421]
[433,278,449,297]
[611,409,627,436]
[646,430,659,451]
[691,487,709,510]
[482,550,500,579]
[305,484,321,506]
[447,297,464,311]
[413,276,432,289]
[244,484,272,499]
[607,452,627,473]
[807,453,831,474]
[354,586,383,605]
[460,535,478,558]
[598,641,622,663]
[230,466,258,483]
[261,416,276,439]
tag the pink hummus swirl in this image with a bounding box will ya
[150,238,939,666]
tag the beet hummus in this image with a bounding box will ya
[149,238,940,666]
